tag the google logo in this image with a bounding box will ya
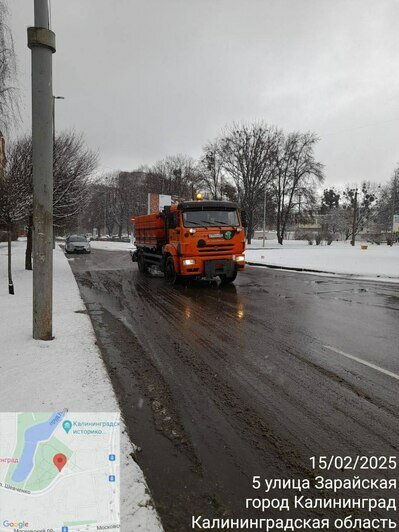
[3,521,29,529]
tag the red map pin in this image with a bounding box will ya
[53,453,67,472]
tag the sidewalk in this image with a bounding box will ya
[0,241,163,531]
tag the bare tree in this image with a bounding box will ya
[373,183,392,233]
[0,0,19,133]
[343,182,377,245]
[119,171,148,233]
[105,172,131,239]
[79,181,111,237]
[201,141,224,199]
[1,136,32,268]
[53,132,98,227]
[0,144,31,293]
[149,154,203,199]
[79,170,149,238]
[219,123,279,243]
[373,170,399,237]
[273,132,324,244]
[5,132,98,268]
[322,207,350,239]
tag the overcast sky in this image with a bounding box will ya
[8,0,399,185]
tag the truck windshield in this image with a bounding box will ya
[183,209,239,227]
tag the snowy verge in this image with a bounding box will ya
[90,240,135,252]
[0,241,163,531]
[245,241,399,282]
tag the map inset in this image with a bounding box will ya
[0,411,120,531]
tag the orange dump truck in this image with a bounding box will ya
[131,200,246,284]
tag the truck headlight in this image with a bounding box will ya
[233,255,245,262]
[189,228,196,234]
[183,259,195,265]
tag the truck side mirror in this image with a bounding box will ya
[241,210,247,228]
[170,213,178,229]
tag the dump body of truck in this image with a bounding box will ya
[134,213,165,248]
[131,200,245,284]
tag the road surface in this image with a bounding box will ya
[68,249,399,531]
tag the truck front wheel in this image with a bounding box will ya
[219,271,237,285]
[164,257,178,285]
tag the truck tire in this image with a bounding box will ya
[164,256,178,285]
[219,271,237,285]
[137,250,148,274]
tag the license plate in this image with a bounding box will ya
[209,233,223,239]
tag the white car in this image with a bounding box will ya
[65,234,91,254]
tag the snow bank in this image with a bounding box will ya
[246,241,399,281]
[0,241,162,531]
[90,240,135,252]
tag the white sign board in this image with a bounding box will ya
[393,214,399,232]
[159,194,172,210]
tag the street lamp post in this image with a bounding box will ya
[104,188,107,237]
[52,95,65,146]
[52,96,64,248]
[392,172,398,240]
[351,188,358,247]
[262,186,267,248]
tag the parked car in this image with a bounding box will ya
[65,234,91,254]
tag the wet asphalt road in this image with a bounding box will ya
[68,249,399,531]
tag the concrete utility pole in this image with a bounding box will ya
[28,0,56,340]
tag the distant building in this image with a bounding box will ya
[0,131,5,180]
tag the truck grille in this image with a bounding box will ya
[197,243,234,254]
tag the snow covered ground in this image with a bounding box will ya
[90,240,135,252]
[0,241,162,531]
[246,240,399,281]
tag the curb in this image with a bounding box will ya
[246,261,337,275]
[245,261,399,282]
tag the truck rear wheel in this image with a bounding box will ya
[137,251,148,274]
[164,257,178,285]
[219,271,237,285]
